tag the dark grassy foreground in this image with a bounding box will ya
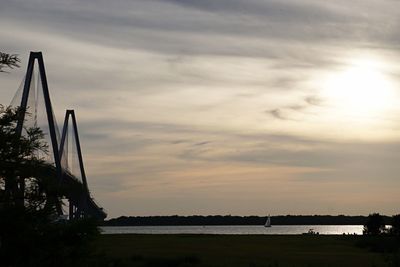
[94,234,400,267]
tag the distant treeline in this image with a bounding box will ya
[103,215,393,226]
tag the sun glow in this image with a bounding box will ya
[323,58,395,120]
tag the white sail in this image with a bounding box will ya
[264,215,271,227]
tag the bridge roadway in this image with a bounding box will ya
[37,163,107,220]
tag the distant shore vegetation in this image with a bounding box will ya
[104,214,399,227]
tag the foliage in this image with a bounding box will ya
[0,52,20,72]
[0,105,50,209]
[0,105,100,267]
[391,215,400,236]
[1,205,100,267]
[363,213,386,235]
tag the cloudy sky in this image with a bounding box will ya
[1,0,400,218]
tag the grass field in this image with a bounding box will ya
[94,234,399,267]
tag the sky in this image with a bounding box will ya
[1,0,400,218]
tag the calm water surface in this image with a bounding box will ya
[100,225,364,235]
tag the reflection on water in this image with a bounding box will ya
[100,225,364,235]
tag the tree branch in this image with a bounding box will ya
[0,52,20,73]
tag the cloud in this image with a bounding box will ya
[266,95,324,120]
[304,96,323,106]
[158,0,353,23]
[267,109,290,120]
[2,0,400,217]
[193,141,212,146]
[3,0,400,59]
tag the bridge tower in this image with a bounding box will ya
[60,110,90,220]
[17,52,63,183]
[10,51,106,220]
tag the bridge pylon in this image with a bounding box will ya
[10,51,106,221]
[17,51,63,183]
[60,109,92,220]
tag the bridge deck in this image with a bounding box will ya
[39,164,107,220]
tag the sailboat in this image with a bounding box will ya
[264,215,271,227]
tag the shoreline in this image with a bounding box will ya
[104,215,388,227]
[99,224,365,235]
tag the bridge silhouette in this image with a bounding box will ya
[11,52,106,220]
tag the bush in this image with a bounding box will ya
[391,215,400,236]
[363,213,386,235]
[0,106,100,266]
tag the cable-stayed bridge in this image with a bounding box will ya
[10,52,106,220]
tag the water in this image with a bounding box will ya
[100,225,364,235]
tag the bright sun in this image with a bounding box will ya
[322,58,395,120]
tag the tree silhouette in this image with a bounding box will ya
[0,105,99,267]
[0,52,20,72]
[0,105,49,208]
[391,214,400,236]
[363,213,386,235]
